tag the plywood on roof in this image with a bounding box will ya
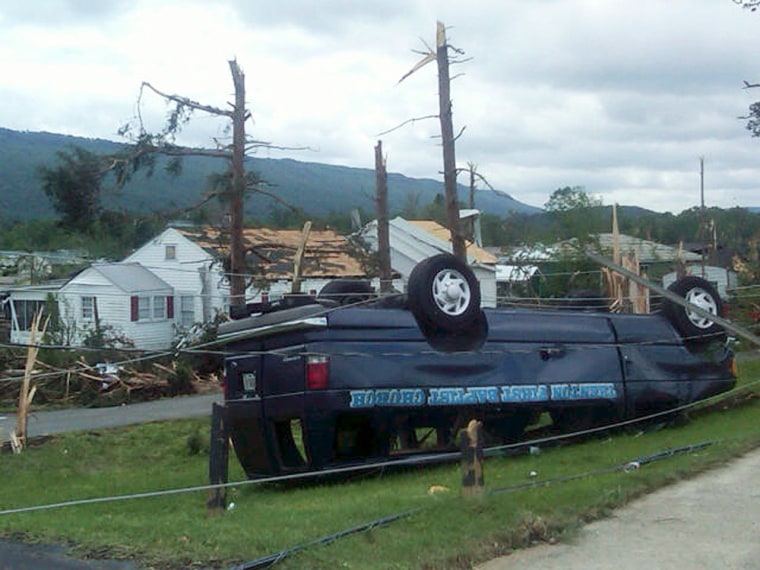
[408,220,497,264]
[176,226,365,280]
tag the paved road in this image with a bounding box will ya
[1,393,221,570]
[0,539,139,570]
[1,392,221,440]
[477,447,760,570]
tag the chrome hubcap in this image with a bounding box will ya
[432,268,471,316]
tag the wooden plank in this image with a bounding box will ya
[291,221,312,294]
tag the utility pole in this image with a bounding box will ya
[699,157,707,275]
[468,162,476,209]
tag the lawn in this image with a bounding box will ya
[0,359,758,569]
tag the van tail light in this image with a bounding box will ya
[306,355,329,390]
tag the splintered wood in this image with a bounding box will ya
[12,310,48,453]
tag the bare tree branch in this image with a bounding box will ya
[743,80,760,89]
[397,51,436,85]
[455,165,495,192]
[141,81,233,118]
[245,142,313,153]
[248,184,299,211]
[138,145,230,159]
[376,114,439,136]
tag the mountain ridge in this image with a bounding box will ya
[0,127,541,221]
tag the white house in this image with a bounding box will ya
[122,227,222,328]
[360,215,498,307]
[6,264,174,350]
[123,226,368,323]
[59,263,175,350]
[4,225,369,350]
[662,265,738,301]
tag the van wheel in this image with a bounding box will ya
[662,276,725,344]
[408,254,481,333]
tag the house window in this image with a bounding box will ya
[138,296,151,321]
[131,295,173,322]
[180,295,194,327]
[12,300,45,331]
[153,296,166,319]
[81,296,95,321]
[165,245,177,260]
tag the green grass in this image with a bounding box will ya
[1,360,759,569]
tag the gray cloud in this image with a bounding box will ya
[0,0,132,26]
[0,0,758,213]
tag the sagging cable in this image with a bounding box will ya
[228,509,418,570]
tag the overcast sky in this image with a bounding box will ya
[1,0,759,213]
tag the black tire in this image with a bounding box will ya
[418,309,488,353]
[550,405,615,433]
[407,254,481,333]
[564,289,609,312]
[318,279,373,306]
[482,412,530,445]
[662,276,725,344]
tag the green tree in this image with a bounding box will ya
[424,193,450,226]
[400,190,422,219]
[544,186,605,242]
[544,185,602,213]
[38,146,106,231]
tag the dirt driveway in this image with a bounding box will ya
[476,447,760,570]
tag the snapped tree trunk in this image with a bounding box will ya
[436,21,466,261]
[375,141,392,293]
[229,59,247,305]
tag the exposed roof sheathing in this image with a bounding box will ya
[176,226,366,280]
[407,220,497,264]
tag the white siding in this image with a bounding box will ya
[124,228,224,327]
[59,267,174,351]
[662,266,738,301]
[361,218,498,308]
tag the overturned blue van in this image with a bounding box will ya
[217,254,735,478]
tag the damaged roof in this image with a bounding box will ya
[176,226,366,280]
[407,220,498,264]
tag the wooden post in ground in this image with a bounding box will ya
[207,402,229,515]
[460,419,484,497]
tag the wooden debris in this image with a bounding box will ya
[13,310,48,453]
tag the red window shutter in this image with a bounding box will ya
[130,296,139,321]
[167,296,174,319]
